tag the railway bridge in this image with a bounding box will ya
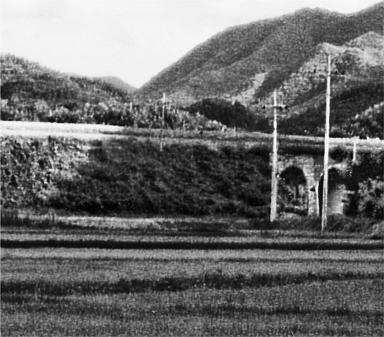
[273,135,383,218]
[1,121,383,218]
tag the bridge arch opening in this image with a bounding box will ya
[278,166,308,216]
[318,168,347,216]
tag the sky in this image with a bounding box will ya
[1,0,380,88]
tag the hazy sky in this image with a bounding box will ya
[1,0,380,87]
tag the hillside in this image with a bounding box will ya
[97,76,136,94]
[258,31,384,137]
[0,54,134,124]
[137,2,384,105]
[0,55,223,131]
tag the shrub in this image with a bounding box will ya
[357,178,384,219]
[186,98,256,130]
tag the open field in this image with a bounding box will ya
[1,248,383,336]
[1,213,383,336]
[2,224,382,250]
[2,226,384,337]
[1,279,383,337]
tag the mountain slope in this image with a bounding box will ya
[0,54,139,124]
[137,2,384,105]
[97,76,136,94]
[0,54,132,107]
[270,31,384,137]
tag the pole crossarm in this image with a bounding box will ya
[264,104,288,109]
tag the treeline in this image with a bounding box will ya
[0,98,225,131]
[185,98,260,131]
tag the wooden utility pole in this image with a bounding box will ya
[159,93,166,152]
[130,102,137,128]
[321,55,332,232]
[352,137,358,163]
[267,90,286,223]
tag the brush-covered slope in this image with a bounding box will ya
[138,2,384,104]
[97,76,136,94]
[0,54,133,124]
[271,31,384,137]
[1,136,271,217]
[1,54,132,104]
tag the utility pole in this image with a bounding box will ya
[266,90,286,223]
[352,137,358,163]
[321,55,332,232]
[160,93,166,152]
[130,101,137,128]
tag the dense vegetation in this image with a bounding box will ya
[347,152,384,219]
[186,98,257,130]
[277,83,384,138]
[0,136,271,217]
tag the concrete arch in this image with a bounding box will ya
[273,154,323,216]
[272,152,353,218]
[318,167,348,216]
[278,166,308,216]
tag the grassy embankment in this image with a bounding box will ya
[1,134,271,217]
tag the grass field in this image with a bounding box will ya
[1,219,384,337]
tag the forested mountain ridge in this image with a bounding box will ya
[137,2,384,105]
[255,31,384,137]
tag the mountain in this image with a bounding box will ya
[272,31,383,137]
[137,2,384,105]
[0,54,134,124]
[97,76,136,94]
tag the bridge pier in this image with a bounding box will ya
[306,175,319,216]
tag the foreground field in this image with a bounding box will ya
[2,279,383,337]
[2,245,383,336]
